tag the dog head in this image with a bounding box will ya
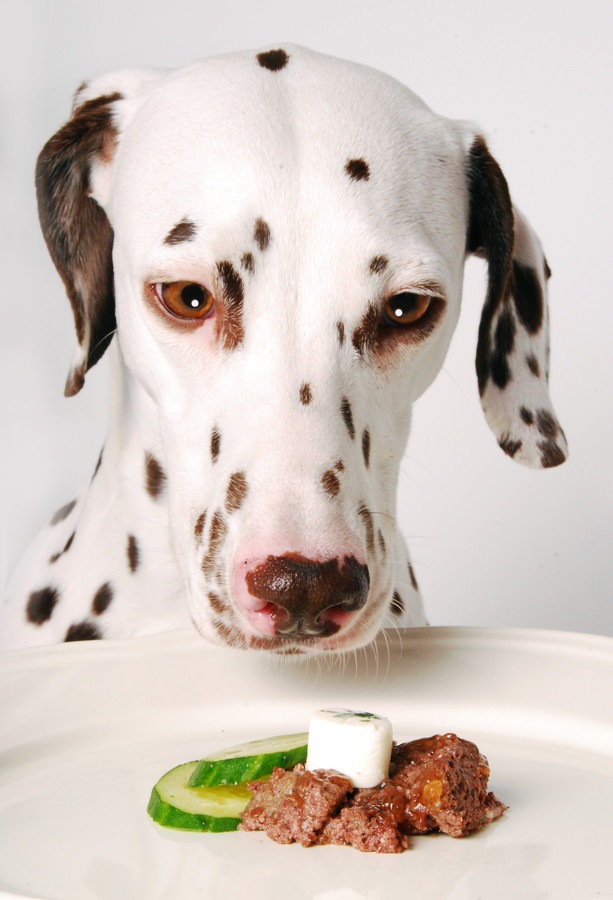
[35,46,567,653]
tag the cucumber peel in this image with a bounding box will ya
[147,761,253,832]
[188,732,308,787]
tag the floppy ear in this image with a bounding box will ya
[466,136,568,468]
[36,70,160,396]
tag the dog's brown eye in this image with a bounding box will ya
[156,281,215,319]
[383,292,432,326]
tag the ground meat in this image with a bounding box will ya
[239,733,506,853]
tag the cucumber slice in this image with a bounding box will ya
[147,761,253,832]
[188,732,308,787]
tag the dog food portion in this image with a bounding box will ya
[305,709,393,788]
[240,733,506,852]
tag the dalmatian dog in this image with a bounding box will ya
[1,45,567,653]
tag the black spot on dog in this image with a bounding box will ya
[352,303,379,356]
[145,453,166,499]
[341,397,355,439]
[378,530,386,556]
[345,158,370,182]
[202,511,227,577]
[362,429,371,468]
[337,321,345,346]
[127,535,140,572]
[241,252,255,273]
[50,531,75,563]
[526,354,540,377]
[390,591,404,616]
[211,428,221,463]
[92,582,113,615]
[512,261,544,334]
[498,435,523,458]
[257,49,290,71]
[65,621,102,642]
[26,586,59,624]
[408,562,419,592]
[334,459,345,472]
[254,219,271,251]
[489,307,516,389]
[50,499,76,526]
[300,383,313,405]
[92,448,103,479]
[369,255,388,274]
[226,472,248,512]
[164,219,197,245]
[520,407,534,426]
[208,591,228,615]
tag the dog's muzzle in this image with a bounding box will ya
[235,554,370,638]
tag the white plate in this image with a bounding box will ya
[1,627,612,900]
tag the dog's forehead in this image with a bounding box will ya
[108,47,469,271]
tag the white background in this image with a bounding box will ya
[1,0,611,636]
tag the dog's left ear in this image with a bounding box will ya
[36,71,160,396]
[466,135,568,468]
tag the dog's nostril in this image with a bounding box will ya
[243,554,369,637]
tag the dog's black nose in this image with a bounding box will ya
[243,554,370,637]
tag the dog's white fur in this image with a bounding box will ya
[0,45,567,652]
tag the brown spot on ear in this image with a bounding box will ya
[216,261,244,349]
[36,93,121,392]
[337,321,345,346]
[300,383,313,405]
[345,158,370,181]
[127,535,140,572]
[241,252,255,273]
[50,499,77,525]
[145,453,166,499]
[26,587,60,624]
[499,435,522,458]
[254,218,271,251]
[334,459,345,472]
[512,261,544,334]
[520,407,534,425]
[526,354,540,377]
[536,409,559,439]
[92,582,113,615]
[211,428,221,463]
[321,469,341,497]
[369,255,388,274]
[538,439,566,468]
[65,620,101,641]
[390,591,404,616]
[195,511,207,541]
[378,530,386,556]
[362,429,371,468]
[257,49,289,71]
[164,219,197,245]
[50,531,75,563]
[226,472,248,512]
[341,397,355,439]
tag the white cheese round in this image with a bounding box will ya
[305,708,393,788]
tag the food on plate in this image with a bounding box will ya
[240,732,506,852]
[147,710,506,851]
[305,709,393,788]
[147,761,252,832]
[189,733,308,787]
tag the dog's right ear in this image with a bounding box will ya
[36,72,160,396]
